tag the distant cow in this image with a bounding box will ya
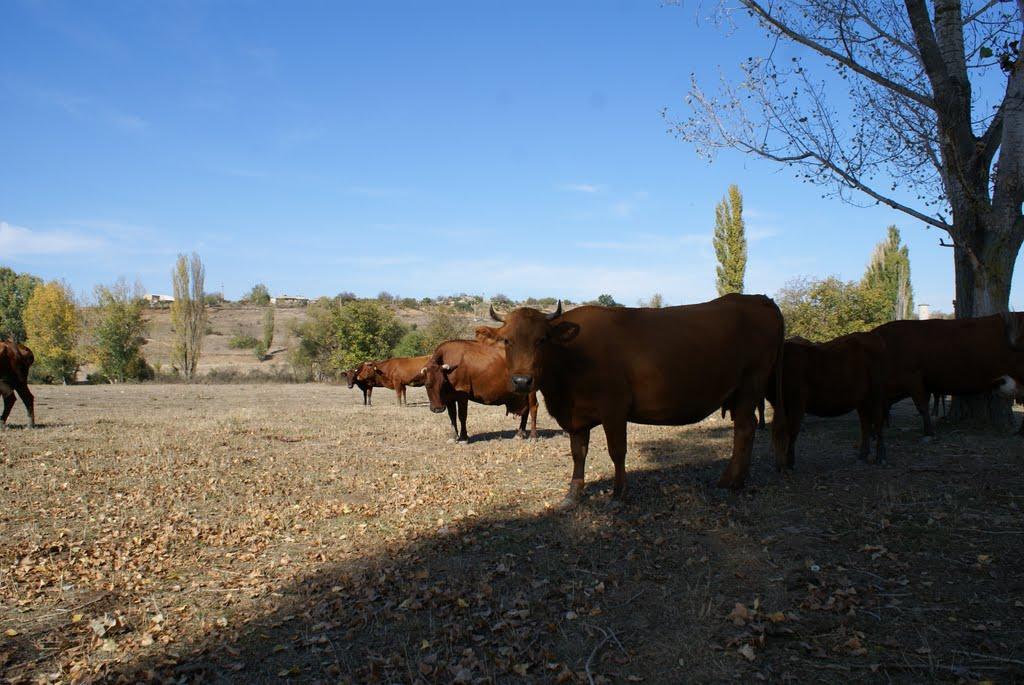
[345,362,381,405]
[0,341,35,429]
[362,355,431,406]
[421,339,538,442]
[767,333,887,469]
[874,314,1024,436]
[486,294,785,506]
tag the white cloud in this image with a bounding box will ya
[559,183,604,194]
[0,221,105,256]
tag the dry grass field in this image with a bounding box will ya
[2,383,1023,683]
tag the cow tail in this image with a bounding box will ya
[770,306,788,462]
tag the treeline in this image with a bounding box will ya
[0,253,208,384]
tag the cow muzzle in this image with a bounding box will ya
[511,375,533,393]
[430,406,446,414]
[996,375,1023,400]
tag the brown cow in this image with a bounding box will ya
[344,362,381,405]
[874,314,1024,436]
[362,355,431,406]
[0,341,35,429]
[421,340,538,442]
[486,294,785,506]
[767,333,887,469]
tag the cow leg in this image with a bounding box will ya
[1,391,14,429]
[603,420,628,500]
[912,389,934,437]
[446,401,458,438]
[528,392,538,440]
[516,406,529,438]
[855,406,872,461]
[13,379,33,428]
[456,398,469,442]
[362,387,369,405]
[559,429,590,509]
[717,400,757,489]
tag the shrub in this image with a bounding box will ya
[0,267,42,343]
[776,276,892,342]
[243,283,271,305]
[393,328,430,357]
[228,333,260,349]
[594,294,622,307]
[93,279,150,382]
[290,298,407,379]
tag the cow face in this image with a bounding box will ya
[344,369,357,389]
[489,301,578,394]
[353,362,378,385]
[421,357,457,413]
[996,375,1024,401]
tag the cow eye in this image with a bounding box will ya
[501,338,510,346]
[535,336,546,346]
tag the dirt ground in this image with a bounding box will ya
[1,384,1023,683]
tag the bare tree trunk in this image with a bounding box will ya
[948,214,1020,427]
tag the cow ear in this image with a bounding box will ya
[550,321,580,344]
[475,326,498,342]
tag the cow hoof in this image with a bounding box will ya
[555,496,580,511]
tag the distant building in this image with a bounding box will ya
[918,304,930,320]
[271,295,309,307]
[144,293,175,305]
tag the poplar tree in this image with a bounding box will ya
[862,226,914,320]
[713,184,747,296]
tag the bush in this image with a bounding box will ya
[491,293,513,307]
[335,292,357,303]
[594,294,622,307]
[228,333,260,349]
[400,297,419,309]
[243,283,271,305]
[93,279,150,382]
[204,292,226,306]
[0,267,42,343]
[377,291,395,304]
[393,328,430,357]
[776,276,892,342]
[290,298,407,379]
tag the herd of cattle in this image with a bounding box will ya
[342,294,1024,509]
[2,293,1022,509]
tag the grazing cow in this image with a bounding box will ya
[766,333,887,469]
[345,362,380,405]
[421,340,538,442]
[0,341,35,429]
[486,294,785,506]
[367,355,431,405]
[874,313,1024,436]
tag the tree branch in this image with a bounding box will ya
[741,0,937,109]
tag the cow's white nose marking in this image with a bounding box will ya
[996,375,1019,398]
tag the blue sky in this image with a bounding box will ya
[0,0,1017,311]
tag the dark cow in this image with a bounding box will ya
[874,313,1024,436]
[360,355,431,405]
[767,333,887,469]
[486,294,785,506]
[931,392,947,418]
[345,362,381,405]
[421,340,538,442]
[0,341,35,429]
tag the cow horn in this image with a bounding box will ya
[546,300,563,320]
[442,364,451,371]
[489,304,505,322]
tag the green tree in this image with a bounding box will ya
[776,277,891,342]
[290,298,407,379]
[23,281,81,383]
[713,184,747,296]
[862,226,913,321]
[421,307,469,350]
[170,252,206,380]
[595,294,621,307]
[645,293,664,308]
[0,267,42,343]
[393,327,430,357]
[93,279,150,382]
[244,283,271,305]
